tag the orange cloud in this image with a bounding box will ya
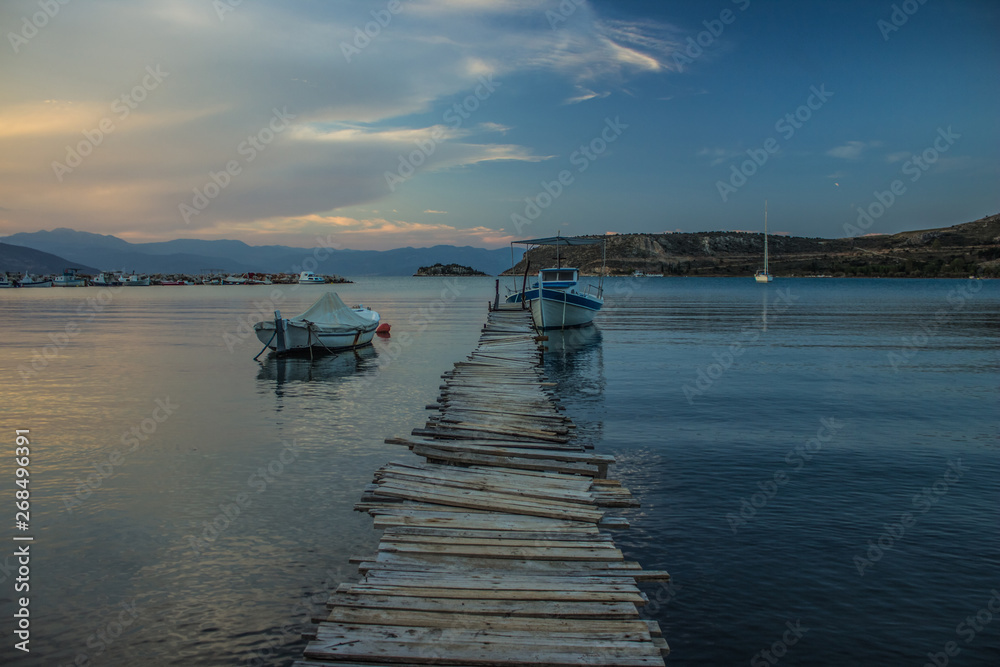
[157,214,517,250]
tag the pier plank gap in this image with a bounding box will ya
[297,304,670,666]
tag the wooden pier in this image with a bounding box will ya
[296,304,670,666]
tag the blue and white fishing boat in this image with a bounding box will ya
[506,235,606,330]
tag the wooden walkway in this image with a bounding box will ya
[297,304,669,666]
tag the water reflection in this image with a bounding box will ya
[256,344,379,387]
[541,325,605,449]
[542,323,602,356]
[761,287,768,332]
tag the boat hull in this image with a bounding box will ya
[754,273,773,283]
[510,288,601,329]
[253,309,380,354]
[254,323,378,352]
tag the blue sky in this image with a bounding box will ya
[1,0,996,249]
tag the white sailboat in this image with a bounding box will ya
[755,201,774,283]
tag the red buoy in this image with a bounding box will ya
[375,322,391,334]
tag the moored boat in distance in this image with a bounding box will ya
[0,273,13,288]
[253,292,380,355]
[246,273,272,285]
[755,200,774,283]
[92,272,123,287]
[19,272,52,287]
[52,268,87,287]
[506,234,606,330]
[298,271,325,284]
[119,273,151,286]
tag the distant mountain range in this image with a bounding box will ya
[0,229,522,277]
[4,214,997,280]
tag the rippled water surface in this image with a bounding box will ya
[1,277,997,666]
[545,277,999,666]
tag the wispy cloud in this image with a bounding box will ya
[698,147,742,166]
[202,213,514,249]
[827,140,882,160]
[827,141,867,159]
[0,0,674,247]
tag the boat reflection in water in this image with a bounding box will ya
[541,323,603,357]
[540,324,605,450]
[256,344,379,388]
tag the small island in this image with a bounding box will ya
[413,263,489,277]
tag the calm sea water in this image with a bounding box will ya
[1,277,997,666]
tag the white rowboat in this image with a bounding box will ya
[254,292,380,355]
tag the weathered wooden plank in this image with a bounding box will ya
[311,622,657,648]
[374,463,595,495]
[377,542,624,561]
[407,439,611,464]
[382,535,613,548]
[334,585,646,604]
[305,624,664,666]
[416,447,601,477]
[370,482,606,523]
[327,594,640,619]
[389,435,585,452]
[323,608,654,634]
[354,553,646,576]
[384,525,600,542]
[412,427,570,445]
[377,460,595,487]
[345,577,646,593]
[368,509,593,531]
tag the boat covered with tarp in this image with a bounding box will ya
[254,292,380,355]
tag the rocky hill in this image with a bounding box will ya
[414,263,489,277]
[505,214,1000,278]
[0,243,98,275]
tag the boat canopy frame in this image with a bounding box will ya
[509,233,607,296]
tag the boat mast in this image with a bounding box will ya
[763,200,769,274]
